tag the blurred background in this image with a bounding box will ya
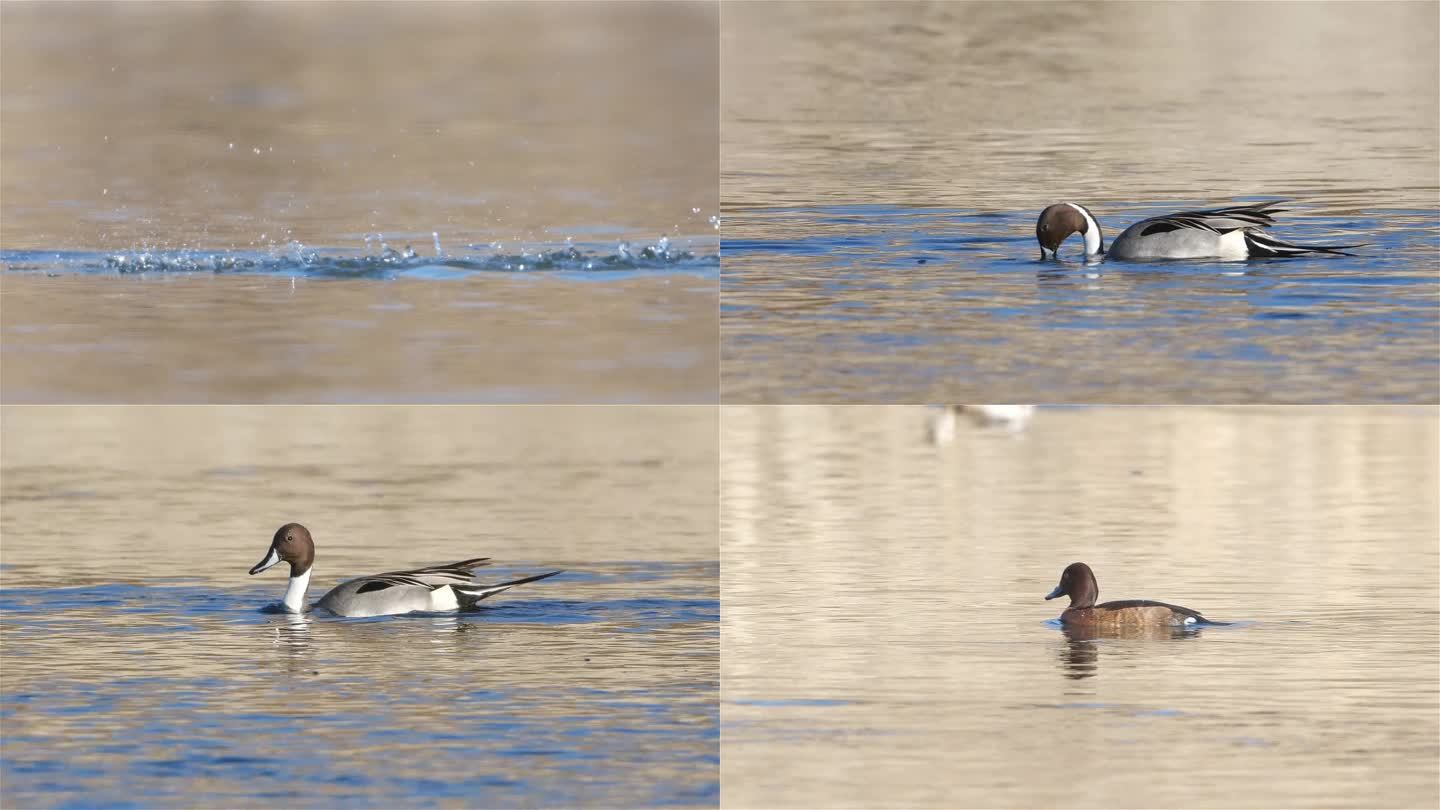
[3,0,719,250]
[1,405,718,807]
[722,405,1439,808]
[723,0,1437,211]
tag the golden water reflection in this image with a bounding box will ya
[721,405,1439,808]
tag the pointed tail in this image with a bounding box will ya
[1245,230,1365,257]
[453,570,563,608]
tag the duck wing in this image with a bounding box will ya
[1137,201,1288,237]
[1137,201,1362,255]
[1095,598,1228,625]
[356,557,494,591]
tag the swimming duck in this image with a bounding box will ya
[248,522,562,618]
[1045,562,1225,627]
[1035,201,1360,260]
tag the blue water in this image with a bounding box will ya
[721,201,1440,403]
[2,235,720,282]
[0,561,718,808]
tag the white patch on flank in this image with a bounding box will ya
[1218,229,1250,260]
[282,569,311,613]
[429,585,460,612]
[1065,202,1102,257]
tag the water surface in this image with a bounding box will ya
[721,2,1440,403]
[721,405,1439,808]
[1,1,719,403]
[1,406,718,808]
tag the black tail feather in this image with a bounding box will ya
[487,570,564,590]
[453,570,564,605]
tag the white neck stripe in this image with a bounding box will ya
[1064,202,1103,256]
[282,569,311,613]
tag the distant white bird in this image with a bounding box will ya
[927,405,1036,445]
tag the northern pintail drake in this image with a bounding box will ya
[1045,562,1228,628]
[1036,201,1361,261]
[248,523,562,618]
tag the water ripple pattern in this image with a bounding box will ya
[0,406,719,807]
[720,1,1439,404]
[0,562,719,809]
[722,202,1439,403]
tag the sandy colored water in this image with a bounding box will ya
[1,404,717,583]
[2,1,719,250]
[722,405,1439,808]
[1,273,717,403]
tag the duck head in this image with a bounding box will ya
[249,522,315,578]
[1036,203,1104,259]
[1045,561,1099,608]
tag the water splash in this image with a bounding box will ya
[3,233,718,280]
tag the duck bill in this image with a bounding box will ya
[1044,585,1064,601]
[249,546,281,575]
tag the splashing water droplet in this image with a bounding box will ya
[432,232,443,257]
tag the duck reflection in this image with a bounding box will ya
[1055,623,1205,680]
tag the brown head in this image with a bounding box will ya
[249,522,316,577]
[1036,203,1104,259]
[1045,562,1099,608]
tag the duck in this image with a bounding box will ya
[927,404,1035,445]
[1035,200,1361,260]
[1044,562,1226,627]
[248,522,562,618]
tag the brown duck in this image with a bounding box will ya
[1045,562,1227,627]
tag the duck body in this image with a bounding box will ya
[249,522,562,618]
[1045,562,1225,628]
[1055,599,1208,628]
[1036,200,1361,261]
[1108,217,1251,260]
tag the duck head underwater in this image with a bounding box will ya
[1045,562,1228,628]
